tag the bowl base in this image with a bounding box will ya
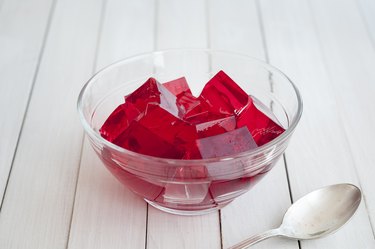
[144,199,232,216]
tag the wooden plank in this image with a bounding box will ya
[209,1,298,248]
[0,0,53,205]
[148,209,221,249]
[67,1,155,248]
[156,0,208,49]
[259,0,375,247]
[209,0,265,59]
[94,0,156,70]
[67,139,147,249]
[0,0,103,248]
[308,0,375,236]
[146,1,221,249]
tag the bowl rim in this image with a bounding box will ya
[77,48,303,165]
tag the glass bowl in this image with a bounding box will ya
[77,49,302,215]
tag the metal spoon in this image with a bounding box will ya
[228,183,362,249]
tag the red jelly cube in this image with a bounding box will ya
[176,92,229,124]
[200,70,249,115]
[196,126,257,158]
[163,77,192,96]
[99,102,141,142]
[113,121,183,159]
[175,91,203,120]
[113,104,198,159]
[137,104,197,146]
[126,77,179,117]
[237,96,285,146]
[101,72,284,159]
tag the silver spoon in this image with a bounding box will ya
[228,183,361,249]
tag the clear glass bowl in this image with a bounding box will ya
[77,49,303,215]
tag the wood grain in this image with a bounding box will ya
[209,1,298,248]
[0,0,53,205]
[260,0,375,247]
[0,0,102,248]
[67,1,155,248]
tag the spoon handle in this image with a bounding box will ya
[227,229,280,249]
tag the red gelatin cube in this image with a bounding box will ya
[101,71,284,160]
[200,70,249,115]
[196,126,257,158]
[99,102,141,142]
[126,77,179,116]
[113,121,183,159]
[125,78,159,107]
[176,92,229,124]
[163,77,192,96]
[175,91,203,120]
[138,104,198,146]
[237,97,285,146]
[196,116,236,138]
[113,104,198,159]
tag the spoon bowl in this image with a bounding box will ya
[280,183,361,239]
[229,183,362,249]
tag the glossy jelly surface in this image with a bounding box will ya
[100,71,285,159]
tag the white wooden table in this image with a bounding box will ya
[1,0,375,248]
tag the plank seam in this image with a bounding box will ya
[218,210,223,249]
[255,0,275,101]
[92,0,108,74]
[256,1,301,247]
[144,204,149,249]
[0,0,58,212]
[143,2,159,248]
[283,154,302,249]
[65,0,108,247]
[282,153,295,203]
[205,0,211,49]
[206,3,221,248]
[254,0,269,63]
[256,0,296,208]
[362,194,375,240]
[65,134,86,249]
[153,0,159,51]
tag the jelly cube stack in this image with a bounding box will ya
[100,71,285,159]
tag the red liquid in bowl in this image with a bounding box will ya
[101,146,277,210]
